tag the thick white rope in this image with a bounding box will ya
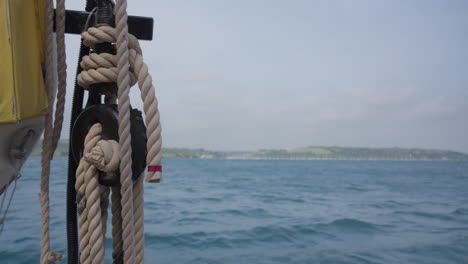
[115,0,136,263]
[129,48,162,183]
[33,0,160,262]
[76,123,120,264]
[40,0,66,262]
[73,3,162,263]
[79,28,163,183]
[78,26,163,264]
[75,124,101,264]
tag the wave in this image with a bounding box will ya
[451,208,468,216]
[317,218,382,233]
[346,184,370,192]
[394,211,454,221]
[370,200,409,209]
[176,217,217,225]
[144,224,327,249]
[144,219,384,250]
[200,197,223,202]
[198,207,273,218]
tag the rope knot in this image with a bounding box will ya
[146,171,162,183]
[38,192,47,204]
[82,26,116,49]
[84,139,120,172]
[46,250,62,263]
[78,26,138,89]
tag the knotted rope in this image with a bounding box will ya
[37,0,161,262]
[78,27,162,183]
[76,123,120,264]
[73,1,162,263]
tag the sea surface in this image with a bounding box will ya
[1,157,468,263]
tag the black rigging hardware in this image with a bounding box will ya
[58,1,154,263]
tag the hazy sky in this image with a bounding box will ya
[63,0,468,152]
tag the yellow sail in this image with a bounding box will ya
[0,0,47,124]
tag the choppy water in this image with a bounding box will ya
[1,157,468,263]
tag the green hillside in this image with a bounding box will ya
[31,140,468,161]
[246,146,468,160]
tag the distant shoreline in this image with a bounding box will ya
[220,157,465,161]
[29,156,465,161]
[32,140,468,161]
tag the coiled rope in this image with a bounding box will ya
[78,26,162,184]
[75,123,117,264]
[73,1,162,263]
[39,0,162,263]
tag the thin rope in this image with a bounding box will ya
[40,0,66,262]
[0,175,19,234]
[50,0,67,153]
[0,183,10,221]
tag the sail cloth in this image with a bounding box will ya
[0,0,47,124]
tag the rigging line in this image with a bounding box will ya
[0,175,19,234]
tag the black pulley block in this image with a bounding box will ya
[71,104,147,186]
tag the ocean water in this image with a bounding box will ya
[1,157,468,264]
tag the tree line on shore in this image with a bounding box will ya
[31,140,468,161]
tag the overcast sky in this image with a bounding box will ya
[63,0,468,152]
